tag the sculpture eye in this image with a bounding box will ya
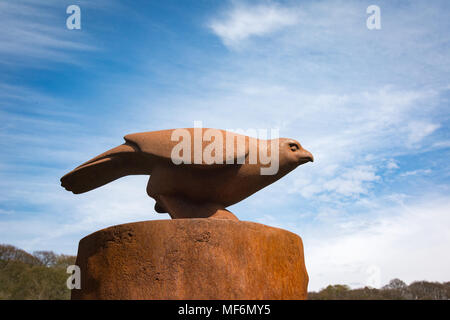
[289,143,299,152]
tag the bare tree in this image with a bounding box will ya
[32,251,57,267]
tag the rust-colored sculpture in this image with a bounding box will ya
[63,128,313,300]
[61,128,313,220]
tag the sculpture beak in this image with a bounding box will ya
[300,149,314,163]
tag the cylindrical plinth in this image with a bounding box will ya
[72,219,308,299]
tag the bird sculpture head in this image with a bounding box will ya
[279,138,314,166]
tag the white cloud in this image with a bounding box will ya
[323,166,380,197]
[406,121,440,145]
[431,140,450,149]
[209,2,298,48]
[386,159,399,170]
[290,165,380,199]
[304,195,450,291]
[400,169,432,177]
[0,0,120,67]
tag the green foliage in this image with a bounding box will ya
[308,279,450,300]
[308,284,351,300]
[0,244,76,300]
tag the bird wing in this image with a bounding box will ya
[124,128,251,168]
[60,142,151,194]
[60,128,252,194]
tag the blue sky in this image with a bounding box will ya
[0,0,449,291]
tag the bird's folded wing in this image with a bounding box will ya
[60,142,149,194]
[124,128,251,168]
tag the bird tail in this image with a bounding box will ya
[60,142,147,194]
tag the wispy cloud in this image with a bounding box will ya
[406,121,440,145]
[0,0,111,67]
[400,169,432,177]
[304,194,450,290]
[0,209,14,215]
[386,159,399,170]
[208,2,299,48]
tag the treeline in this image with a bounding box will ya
[0,244,76,299]
[1,244,449,299]
[308,279,450,300]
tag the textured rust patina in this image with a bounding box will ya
[71,219,308,300]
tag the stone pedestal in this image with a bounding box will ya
[71,219,308,300]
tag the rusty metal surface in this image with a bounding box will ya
[72,219,308,300]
